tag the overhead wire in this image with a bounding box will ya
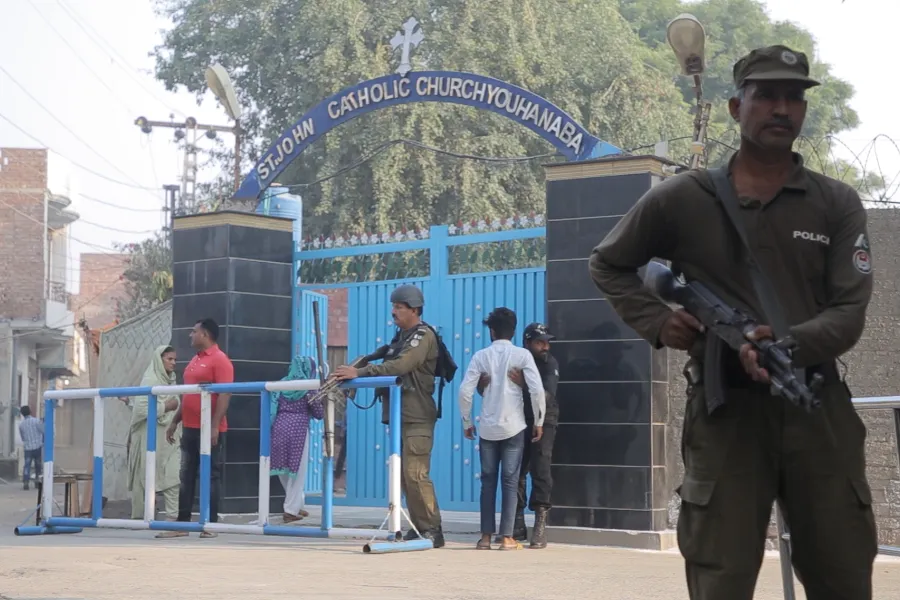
[0,276,126,344]
[25,0,138,117]
[55,0,186,119]
[0,66,165,207]
[0,112,161,191]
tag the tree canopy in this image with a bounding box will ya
[114,233,173,321]
[150,0,874,237]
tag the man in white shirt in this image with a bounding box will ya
[458,307,546,550]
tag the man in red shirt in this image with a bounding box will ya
[159,318,233,538]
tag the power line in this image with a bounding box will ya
[0,197,131,261]
[272,138,561,195]
[79,192,162,213]
[0,111,160,191]
[0,65,159,197]
[55,0,185,118]
[0,276,125,344]
[25,0,137,116]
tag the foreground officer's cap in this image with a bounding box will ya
[524,323,555,343]
[733,45,820,89]
[390,284,424,308]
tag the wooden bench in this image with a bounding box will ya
[34,471,94,524]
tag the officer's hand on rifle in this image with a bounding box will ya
[464,426,476,440]
[660,309,704,350]
[333,365,358,381]
[740,325,773,384]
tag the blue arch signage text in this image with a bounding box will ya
[235,71,620,200]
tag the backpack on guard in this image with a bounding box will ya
[421,322,458,419]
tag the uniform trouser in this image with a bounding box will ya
[678,380,878,600]
[177,427,224,523]
[401,422,442,532]
[517,424,556,513]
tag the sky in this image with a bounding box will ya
[0,0,896,298]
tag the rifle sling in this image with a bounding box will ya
[708,167,805,382]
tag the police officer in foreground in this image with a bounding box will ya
[477,323,559,549]
[334,285,445,548]
[590,45,876,599]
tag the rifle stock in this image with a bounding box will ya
[642,261,823,413]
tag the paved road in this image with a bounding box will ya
[3,484,899,600]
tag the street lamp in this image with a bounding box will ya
[205,64,243,192]
[667,13,706,76]
[666,13,711,169]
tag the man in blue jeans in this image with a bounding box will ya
[18,406,44,490]
[457,307,546,550]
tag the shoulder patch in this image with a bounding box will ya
[410,339,420,348]
[852,248,872,274]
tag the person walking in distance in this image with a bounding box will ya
[458,308,546,551]
[160,318,234,539]
[590,45,877,599]
[18,406,44,490]
[479,322,559,548]
[333,285,446,548]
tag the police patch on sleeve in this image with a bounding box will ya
[853,233,872,274]
[410,339,420,348]
[853,249,872,274]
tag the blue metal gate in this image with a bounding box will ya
[296,220,546,511]
[293,289,329,494]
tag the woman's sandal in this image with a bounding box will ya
[476,539,492,550]
[498,541,523,550]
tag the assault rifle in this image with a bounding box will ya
[308,344,391,404]
[642,261,823,414]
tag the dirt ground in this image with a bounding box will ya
[2,483,899,600]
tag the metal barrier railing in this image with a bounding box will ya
[14,376,431,554]
[779,396,900,599]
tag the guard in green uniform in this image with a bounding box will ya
[589,45,877,599]
[333,284,445,548]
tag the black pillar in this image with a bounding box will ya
[171,211,294,514]
[543,155,677,550]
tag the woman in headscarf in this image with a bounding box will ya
[270,355,325,522]
[126,345,181,526]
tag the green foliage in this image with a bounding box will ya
[152,0,690,236]
[151,0,878,237]
[114,233,173,322]
[618,0,879,195]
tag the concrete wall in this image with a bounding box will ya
[665,207,900,547]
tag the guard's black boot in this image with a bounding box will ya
[512,511,528,541]
[530,507,549,549]
[422,527,445,548]
[403,529,420,541]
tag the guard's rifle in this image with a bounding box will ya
[642,261,823,414]
[307,344,391,407]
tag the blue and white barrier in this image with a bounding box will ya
[14,375,432,553]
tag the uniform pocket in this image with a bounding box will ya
[681,385,740,480]
[849,477,873,507]
[677,476,717,507]
[405,435,434,457]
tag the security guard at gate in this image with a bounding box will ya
[589,45,877,599]
[333,285,445,548]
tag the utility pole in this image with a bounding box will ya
[134,115,241,213]
[162,184,179,249]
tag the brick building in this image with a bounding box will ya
[75,253,127,329]
[0,148,89,477]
